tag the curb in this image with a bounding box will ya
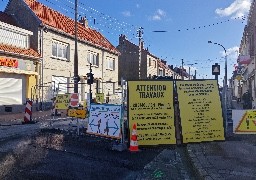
[185,144,204,180]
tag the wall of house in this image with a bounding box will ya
[117,35,139,81]
[41,29,118,102]
[5,0,40,52]
[147,55,158,78]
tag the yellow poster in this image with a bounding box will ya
[128,81,176,145]
[55,94,70,110]
[235,110,256,133]
[96,93,104,103]
[176,80,225,143]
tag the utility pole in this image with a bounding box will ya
[137,27,143,79]
[74,0,78,93]
[181,59,184,80]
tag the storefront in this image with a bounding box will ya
[0,56,39,113]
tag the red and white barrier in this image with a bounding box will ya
[24,100,32,123]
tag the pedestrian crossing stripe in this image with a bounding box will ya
[235,110,256,133]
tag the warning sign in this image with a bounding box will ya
[176,80,225,143]
[212,63,220,75]
[55,94,70,109]
[235,110,256,133]
[128,81,176,146]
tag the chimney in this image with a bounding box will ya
[79,16,88,28]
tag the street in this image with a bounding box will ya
[0,117,198,180]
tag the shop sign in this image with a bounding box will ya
[0,57,18,68]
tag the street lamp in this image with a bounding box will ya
[208,40,228,136]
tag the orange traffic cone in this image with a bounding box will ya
[129,123,139,152]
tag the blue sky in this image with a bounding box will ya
[0,0,252,83]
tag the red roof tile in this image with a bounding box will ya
[0,12,18,26]
[24,0,120,55]
[0,43,40,58]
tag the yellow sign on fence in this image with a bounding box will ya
[55,94,70,110]
[128,81,176,146]
[67,109,86,119]
[176,80,225,143]
[96,93,104,103]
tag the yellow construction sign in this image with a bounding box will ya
[55,94,70,109]
[96,93,104,103]
[128,81,176,146]
[177,80,225,143]
[67,109,87,119]
[235,110,256,133]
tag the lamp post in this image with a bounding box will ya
[74,0,78,93]
[208,40,228,136]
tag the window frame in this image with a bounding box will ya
[106,57,115,70]
[51,40,69,61]
[87,51,99,67]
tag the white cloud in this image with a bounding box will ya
[215,0,252,19]
[220,46,239,59]
[122,11,131,17]
[149,9,166,21]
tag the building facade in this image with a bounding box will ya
[236,0,256,108]
[117,34,181,81]
[5,0,120,107]
[0,12,40,114]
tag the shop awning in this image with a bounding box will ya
[237,55,251,65]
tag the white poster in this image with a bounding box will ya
[87,104,122,139]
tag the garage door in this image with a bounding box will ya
[0,73,26,105]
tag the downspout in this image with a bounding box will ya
[40,27,44,110]
[102,50,104,93]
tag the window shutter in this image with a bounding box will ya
[113,59,115,70]
[97,53,99,66]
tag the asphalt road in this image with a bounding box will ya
[0,118,198,180]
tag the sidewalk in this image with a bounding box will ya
[186,100,256,179]
[187,135,256,179]
[0,110,54,125]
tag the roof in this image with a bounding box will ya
[24,0,120,55]
[0,43,40,59]
[0,12,18,26]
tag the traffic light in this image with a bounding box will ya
[87,73,94,84]
[74,76,80,83]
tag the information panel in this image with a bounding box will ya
[176,80,225,143]
[87,104,121,139]
[128,81,176,145]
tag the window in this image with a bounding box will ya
[52,40,69,60]
[159,69,164,76]
[149,58,151,66]
[106,57,115,70]
[87,52,99,66]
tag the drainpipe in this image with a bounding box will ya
[40,27,45,110]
